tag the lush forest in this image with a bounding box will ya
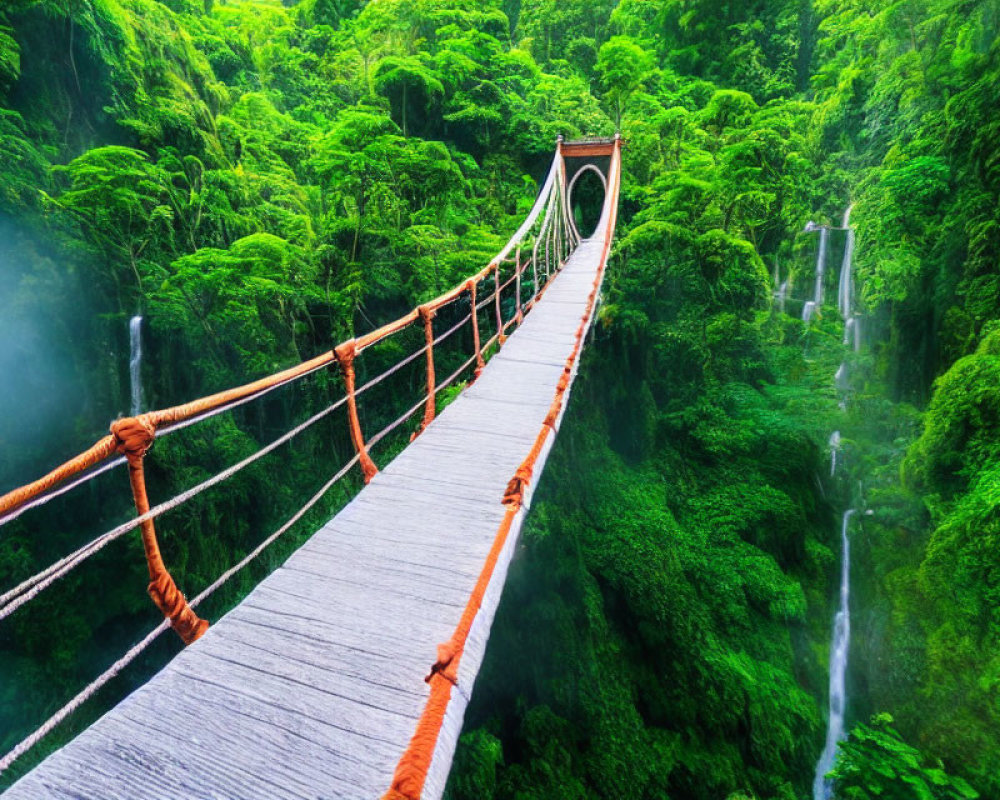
[1,0,999,798]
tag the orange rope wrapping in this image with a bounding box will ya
[383,136,621,800]
[335,341,379,483]
[110,417,209,644]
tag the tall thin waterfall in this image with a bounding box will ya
[829,431,841,477]
[129,315,143,416]
[838,205,854,319]
[813,509,856,800]
[844,318,860,352]
[814,227,829,306]
[839,204,861,351]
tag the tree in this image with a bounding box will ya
[596,35,653,129]
[372,54,444,137]
[48,146,174,301]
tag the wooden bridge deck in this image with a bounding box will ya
[2,218,610,800]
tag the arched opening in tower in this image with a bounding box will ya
[570,167,606,239]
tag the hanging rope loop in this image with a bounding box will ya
[109,415,209,645]
[335,339,379,482]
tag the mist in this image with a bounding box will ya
[0,215,109,492]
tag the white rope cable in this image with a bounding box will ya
[433,312,472,347]
[366,396,428,449]
[354,343,426,397]
[0,457,126,529]
[187,454,362,611]
[157,363,330,437]
[0,396,349,622]
[491,152,560,265]
[436,351,479,394]
[476,282,499,312]
[0,363,334,531]
[0,618,172,776]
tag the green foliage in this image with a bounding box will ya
[596,35,653,129]
[830,714,978,800]
[2,0,1000,797]
[903,330,1000,500]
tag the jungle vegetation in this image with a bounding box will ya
[0,0,998,798]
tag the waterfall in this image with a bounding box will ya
[775,280,788,313]
[802,300,817,323]
[838,205,854,319]
[843,316,862,352]
[129,315,143,416]
[829,431,841,477]
[843,317,856,349]
[813,509,856,800]
[814,227,829,306]
[834,362,849,392]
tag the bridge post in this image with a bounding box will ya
[334,340,379,483]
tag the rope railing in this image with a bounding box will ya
[0,139,579,777]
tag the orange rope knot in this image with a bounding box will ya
[543,396,562,429]
[110,416,155,463]
[503,465,532,507]
[333,339,358,371]
[148,571,209,644]
[418,304,436,324]
[425,641,459,685]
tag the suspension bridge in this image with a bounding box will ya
[0,135,622,799]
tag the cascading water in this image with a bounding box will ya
[129,315,143,416]
[813,509,856,800]
[834,363,849,392]
[838,205,854,319]
[814,227,829,307]
[843,317,858,351]
[829,431,841,477]
[802,204,865,797]
[839,204,860,352]
[775,280,788,314]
